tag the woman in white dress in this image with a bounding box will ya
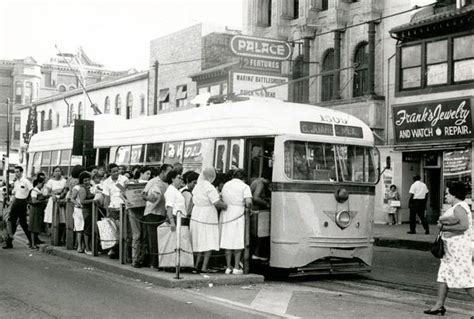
[43,166,67,240]
[220,169,252,275]
[190,168,227,272]
[424,181,474,316]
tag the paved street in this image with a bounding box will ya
[0,245,269,319]
[2,240,473,318]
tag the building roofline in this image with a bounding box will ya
[23,71,148,108]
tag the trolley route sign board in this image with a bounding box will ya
[124,183,147,208]
[300,121,363,138]
[392,98,473,144]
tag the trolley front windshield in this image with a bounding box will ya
[284,141,376,183]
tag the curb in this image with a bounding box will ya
[373,237,431,251]
[37,243,264,288]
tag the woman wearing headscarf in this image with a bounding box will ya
[190,167,227,272]
[220,169,252,275]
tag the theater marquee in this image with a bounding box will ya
[392,98,473,144]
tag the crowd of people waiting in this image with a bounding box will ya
[2,162,271,275]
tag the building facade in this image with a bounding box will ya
[148,23,242,114]
[18,71,149,166]
[242,0,459,223]
[0,48,125,174]
[382,1,474,224]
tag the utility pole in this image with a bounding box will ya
[153,61,159,115]
[5,98,10,202]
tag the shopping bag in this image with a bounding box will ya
[431,228,444,259]
[157,224,194,268]
[389,200,401,207]
[97,217,119,250]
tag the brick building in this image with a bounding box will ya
[0,48,125,174]
[148,23,240,114]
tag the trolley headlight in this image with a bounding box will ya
[335,210,352,229]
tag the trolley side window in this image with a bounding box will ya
[40,151,51,175]
[145,143,163,164]
[116,146,131,165]
[214,140,228,174]
[163,141,183,165]
[59,150,71,176]
[32,152,42,177]
[130,145,145,165]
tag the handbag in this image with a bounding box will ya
[389,200,401,208]
[97,217,119,250]
[431,226,444,259]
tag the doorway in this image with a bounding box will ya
[424,168,441,223]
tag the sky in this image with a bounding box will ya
[0,0,242,71]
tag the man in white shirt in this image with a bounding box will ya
[102,163,129,258]
[408,175,430,235]
[3,166,33,249]
[142,164,172,269]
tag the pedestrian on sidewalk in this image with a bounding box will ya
[127,166,151,268]
[3,166,33,249]
[190,167,227,273]
[28,176,49,249]
[142,164,172,268]
[407,175,429,235]
[424,181,474,316]
[386,184,401,225]
[220,169,253,275]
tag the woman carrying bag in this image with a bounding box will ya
[424,181,474,316]
[386,184,401,225]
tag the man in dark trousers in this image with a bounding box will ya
[408,175,430,235]
[3,166,33,248]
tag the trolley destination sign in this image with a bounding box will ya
[393,98,473,144]
[230,35,292,61]
[300,121,364,138]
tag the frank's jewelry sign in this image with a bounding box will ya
[393,98,473,143]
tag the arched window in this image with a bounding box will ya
[40,110,45,131]
[115,94,121,115]
[15,81,22,104]
[140,94,145,115]
[25,82,33,104]
[104,96,110,114]
[69,103,74,124]
[321,49,335,102]
[126,92,133,119]
[353,42,368,97]
[78,102,83,120]
[46,109,52,131]
[292,55,306,103]
[58,85,66,92]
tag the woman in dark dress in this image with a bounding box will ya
[28,177,49,249]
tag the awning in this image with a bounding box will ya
[159,89,169,102]
[176,85,187,100]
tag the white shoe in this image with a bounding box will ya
[232,268,243,275]
[251,255,268,261]
[225,268,232,275]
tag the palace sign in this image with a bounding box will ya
[230,35,292,61]
[393,98,473,144]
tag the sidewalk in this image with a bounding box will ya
[373,223,436,251]
[12,234,264,289]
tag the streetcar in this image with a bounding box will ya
[26,97,378,275]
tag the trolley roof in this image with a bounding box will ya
[28,98,374,153]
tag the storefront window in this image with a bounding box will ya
[443,149,472,204]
